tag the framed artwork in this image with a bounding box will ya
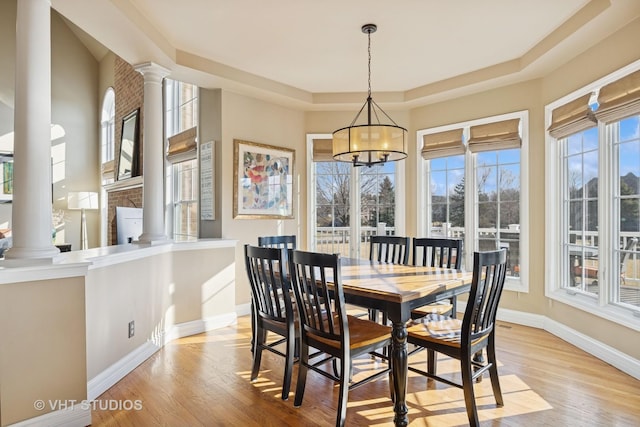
[233,139,294,219]
[118,108,140,180]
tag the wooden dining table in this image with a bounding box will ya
[338,258,473,427]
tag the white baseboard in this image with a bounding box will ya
[236,302,251,317]
[87,341,160,401]
[455,303,640,380]
[87,312,238,401]
[544,317,640,380]
[164,312,237,344]
[9,406,91,427]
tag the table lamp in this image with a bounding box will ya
[67,191,98,250]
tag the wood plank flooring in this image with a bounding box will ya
[91,315,640,426]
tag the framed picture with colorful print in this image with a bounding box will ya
[233,139,294,219]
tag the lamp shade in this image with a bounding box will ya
[333,124,407,165]
[67,191,99,210]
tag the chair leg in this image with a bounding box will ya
[473,350,485,383]
[450,296,457,318]
[293,342,310,407]
[281,329,295,400]
[336,357,350,427]
[487,338,504,406]
[461,352,480,427]
[250,304,256,353]
[250,326,266,381]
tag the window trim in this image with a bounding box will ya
[545,59,640,331]
[416,110,529,293]
[164,79,199,241]
[306,133,406,257]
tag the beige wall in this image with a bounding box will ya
[0,277,87,425]
[404,19,640,360]
[538,17,640,359]
[409,80,546,316]
[51,9,100,250]
[219,91,305,306]
[0,1,101,249]
[198,88,223,238]
[85,246,236,380]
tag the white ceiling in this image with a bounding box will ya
[51,0,640,110]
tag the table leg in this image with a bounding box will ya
[391,320,408,426]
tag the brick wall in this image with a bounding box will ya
[107,186,143,244]
[107,56,144,245]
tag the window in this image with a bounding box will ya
[307,135,405,258]
[417,111,528,292]
[546,62,640,328]
[172,159,198,241]
[100,88,115,185]
[164,79,199,241]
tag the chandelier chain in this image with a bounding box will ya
[367,30,372,98]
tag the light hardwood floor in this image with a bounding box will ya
[91,315,640,426]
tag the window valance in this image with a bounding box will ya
[167,126,197,162]
[595,69,640,123]
[468,118,521,152]
[312,138,334,162]
[101,159,115,177]
[421,128,465,160]
[547,93,596,139]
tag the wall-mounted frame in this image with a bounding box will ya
[118,108,140,180]
[0,153,13,203]
[200,140,215,220]
[233,139,294,219]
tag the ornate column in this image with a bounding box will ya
[134,62,171,244]
[5,0,58,262]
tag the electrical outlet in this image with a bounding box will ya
[128,320,135,338]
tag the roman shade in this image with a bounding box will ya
[547,93,596,139]
[312,138,334,162]
[167,126,197,162]
[101,159,115,179]
[595,69,640,123]
[468,118,521,152]
[421,128,465,160]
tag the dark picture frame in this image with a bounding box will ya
[118,108,140,180]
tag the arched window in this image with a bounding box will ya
[100,88,115,184]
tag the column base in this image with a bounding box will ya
[2,245,60,265]
[136,233,172,246]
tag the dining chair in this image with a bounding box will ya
[257,235,297,249]
[244,244,297,400]
[406,249,508,427]
[368,235,410,323]
[411,237,464,319]
[289,249,392,427]
[252,235,297,352]
[369,235,410,264]
[409,237,464,372]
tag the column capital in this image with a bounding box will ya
[134,62,171,80]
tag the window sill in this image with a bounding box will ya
[547,287,640,332]
[505,276,528,293]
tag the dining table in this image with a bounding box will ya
[338,257,473,427]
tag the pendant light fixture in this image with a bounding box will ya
[332,24,408,167]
